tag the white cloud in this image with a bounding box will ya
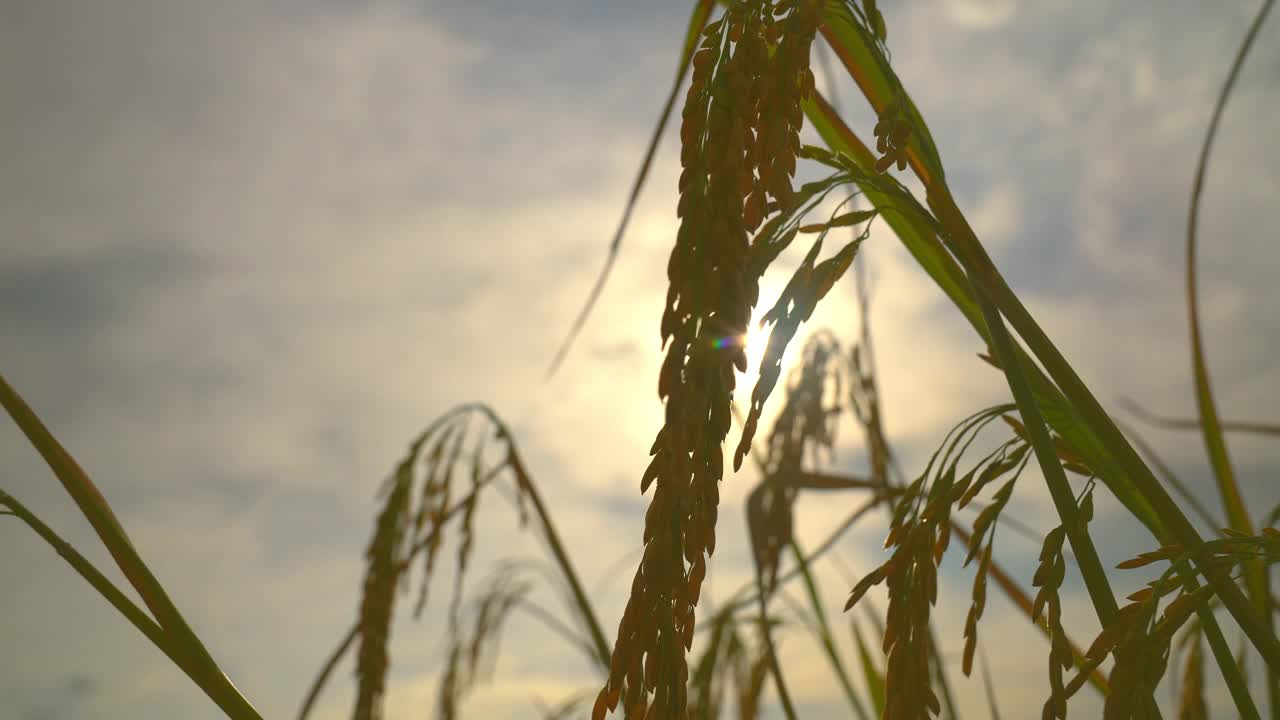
[941,0,1019,30]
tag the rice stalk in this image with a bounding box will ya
[947,521,1109,698]
[839,398,1122,718]
[1097,530,1280,719]
[739,337,841,720]
[749,332,844,602]
[298,477,491,720]
[814,4,1279,700]
[801,89,1170,544]
[810,13,1266,678]
[596,3,826,716]
[736,327,896,720]
[353,455,414,720]
[823,28,1277,702]
[806,77,1264,711]
[301,404,609,720]
[933,123,1278,671]
[437,568,533,720]
[1031,489,1090,719]
[842,488,948,717]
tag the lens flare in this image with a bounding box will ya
[712,334,746,350]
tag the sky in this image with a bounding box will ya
[1,0,1278,718]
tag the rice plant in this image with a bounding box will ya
[2,0,1277,718]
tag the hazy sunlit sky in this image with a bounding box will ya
[2,1,1279,718]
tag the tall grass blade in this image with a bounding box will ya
[849,618,886,718]
[974,292,1121,625]
[688,606,736,720]
[0,371,260,719]
[787,541,872,720]
[977,642,1003,720]
[738,638,773,720]
[1117,418,1221,532]
[1185,0,1273,536]
[1122,398,1280,438]
[1202,612,1262,720]
[0,490,261,720]
[545,0,714,377]
[1184,0,1276,713]
[501,433,612,670]
[753,546,799,720]
[1175,627,1208,720]
[927,622,961,720]
[298,624,358,720]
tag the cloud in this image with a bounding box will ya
[941,0,1019,30]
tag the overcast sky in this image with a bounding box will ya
[2,1,1278,718]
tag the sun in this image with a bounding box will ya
[743,320,771,379]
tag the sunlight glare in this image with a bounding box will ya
[735,274,799,393]
[744,321,770,379]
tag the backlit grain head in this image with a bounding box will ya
[599,2,828,715]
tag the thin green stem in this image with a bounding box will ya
[788,541,872,720]
[1199,599,1261,720]
[1121,398,1280,438]
[0,489,261,720]
[965,233,1119,628]
[502,441,612,672]
[1116,418,1222,532]
[0,373,260,719]
[926,621,961,720]
[755,578,799,720]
